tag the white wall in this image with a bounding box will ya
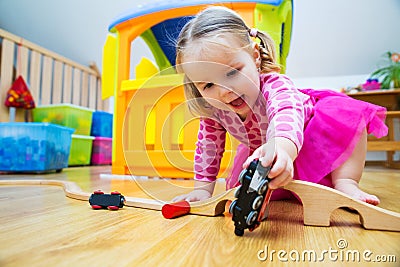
[1,0,399,89]
[286,0,400,80]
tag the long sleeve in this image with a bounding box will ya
[193,118,226,182]
[261,74,307,151]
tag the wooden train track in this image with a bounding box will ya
[1,179,399,231]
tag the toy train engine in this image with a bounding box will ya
[229,159,273,236]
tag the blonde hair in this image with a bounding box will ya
[175,6,281,116]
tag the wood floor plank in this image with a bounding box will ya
[0,166,399,266]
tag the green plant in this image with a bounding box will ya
[370,52,400,89]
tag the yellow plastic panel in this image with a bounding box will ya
[102,34,118,99]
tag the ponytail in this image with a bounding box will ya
[248,28,281,73]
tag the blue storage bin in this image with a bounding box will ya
[0,123,74,172]
[91,111,113,137]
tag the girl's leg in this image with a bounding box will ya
[331,128,380,205]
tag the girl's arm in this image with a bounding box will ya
[244,74,306,188]
[173,117,226,202]
[264,74,306,153]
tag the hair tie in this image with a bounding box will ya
[249,28,258,38]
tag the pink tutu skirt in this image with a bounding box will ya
[226,89,388,201]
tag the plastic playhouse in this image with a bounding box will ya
[102,0,293,177]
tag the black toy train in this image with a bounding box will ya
[89,190,125,210]
[229,159,273,236]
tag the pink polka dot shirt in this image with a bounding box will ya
[194,73,316,182]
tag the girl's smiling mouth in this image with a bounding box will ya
[228,95,246,109]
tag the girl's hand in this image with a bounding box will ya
[172,189,212,202]
[172,180,216,202]
[243,137,298,189]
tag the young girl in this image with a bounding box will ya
[172,6,388,205]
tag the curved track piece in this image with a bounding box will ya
[0,179,91,200]
[0,179,163,210]
[284,180,400,231]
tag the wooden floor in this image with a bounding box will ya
[0,165,399,267]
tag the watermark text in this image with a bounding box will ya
[257,239,397,263]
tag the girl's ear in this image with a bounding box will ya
[252,42,261,67]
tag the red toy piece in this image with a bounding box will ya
[161,201,191,219]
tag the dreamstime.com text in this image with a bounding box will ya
[257,239,397,263]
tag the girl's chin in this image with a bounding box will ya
[232,105,251,120]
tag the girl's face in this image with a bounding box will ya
[181,37,261,120]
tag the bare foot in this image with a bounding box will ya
[333,178,380,205]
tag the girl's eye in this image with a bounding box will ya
[203,83,214,89]
[227,68,240,77]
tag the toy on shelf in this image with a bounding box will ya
[361,78,381,91]
[339,78,381,94]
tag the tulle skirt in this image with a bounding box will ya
[226,89,388,201]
